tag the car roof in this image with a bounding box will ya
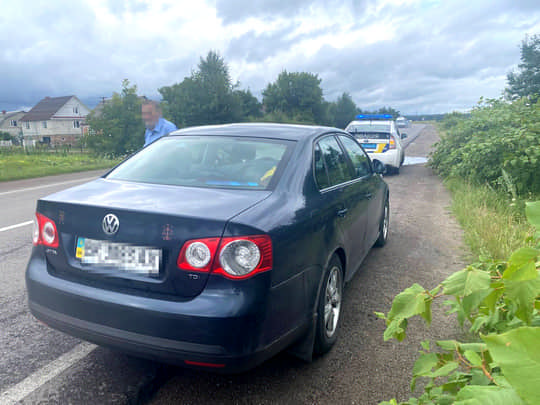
[169,123,342,141]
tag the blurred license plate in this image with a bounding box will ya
[76,237,161,274]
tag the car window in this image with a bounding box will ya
[346,123,391,132]
[313,143,330,189]
[106,136,294,190]
[338,135,372,178]
[317,136,353,187]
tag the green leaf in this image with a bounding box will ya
[374,311,386,320]
[387,283,429,320]
[483,327,540,405]
[420,340,430,351]
[462,288,492,315]
[526,201,540,235]
[431,361,459,377]
[442,267,492,297]
[484,287,503,312]
[504,276,540,324]
[454,385,526,405]
[411,352,438,391]
[482,327,540,404]
[459,343,488,353]
[413,352,438,376]
[464,350,483,367]
[384,284,431,341]
[503,247,540,281]
[469,368,491,386]
[383,318,407,342]
[437,340,460,351]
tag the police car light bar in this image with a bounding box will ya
[355,114,393,120]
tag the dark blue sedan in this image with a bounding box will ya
[26,123,389,372]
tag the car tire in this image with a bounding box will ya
[314,255,344,355]
[374,197,389,247]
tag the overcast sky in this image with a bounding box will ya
[1,0,539,114]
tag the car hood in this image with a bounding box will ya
[42,178,272,221]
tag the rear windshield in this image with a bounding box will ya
[347,123,391,132]
[353,132,390,140]
[106,136,294,190]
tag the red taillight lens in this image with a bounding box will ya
[33,213,59,248]
[177,237,220,272]
[389,135,396,149]
[177,235,272,279]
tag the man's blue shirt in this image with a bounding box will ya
[144,117,177,147]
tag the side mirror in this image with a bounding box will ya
[372,160,385,175]
[401,133,408,139]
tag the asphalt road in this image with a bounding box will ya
[0,124,466,404]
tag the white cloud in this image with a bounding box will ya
[0,0,538,114]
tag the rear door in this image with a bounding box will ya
[314,135,370,277]
[337,135,383,249]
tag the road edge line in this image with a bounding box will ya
[0,342,96,405]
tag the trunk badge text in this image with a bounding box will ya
[162,224,174,240]
[102,214,120,235]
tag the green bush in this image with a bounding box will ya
[430,98,540,197]
[377,201,540,405]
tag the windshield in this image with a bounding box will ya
[106,136,294,190]
[347,123,391,133]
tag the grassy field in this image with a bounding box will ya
[444,177,535,260]
[0,152,122,182]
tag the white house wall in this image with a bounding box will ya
[53,97,90,118]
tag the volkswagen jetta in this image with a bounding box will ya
[26,123,389,372]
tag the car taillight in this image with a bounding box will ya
[389,135,397,149]
[177,235,272,279]
[33,213,59,248]
[177,237,220,272]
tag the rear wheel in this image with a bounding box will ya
[374,198,389,247]
[314,256,343,355]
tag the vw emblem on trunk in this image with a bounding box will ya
[102,214,119,235]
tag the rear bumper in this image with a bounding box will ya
[26,256,306,373]
[367,149,400,168]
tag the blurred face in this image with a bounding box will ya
[141,104,160,130]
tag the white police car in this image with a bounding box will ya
[345,114,407,174]
[396,116,410,128]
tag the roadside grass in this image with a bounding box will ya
[0,152,121,182]
[444,177,535,260]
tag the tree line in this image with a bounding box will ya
[85,51,399,156]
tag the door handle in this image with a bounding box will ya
[337,208,348,217]
[364,193,372,200]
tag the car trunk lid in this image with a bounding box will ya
[37,178,271,298]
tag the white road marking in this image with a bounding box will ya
[0,221,33,233]
[0,176,97,197]
[0,342,96,405]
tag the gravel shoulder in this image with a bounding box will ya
[148,124,468,404]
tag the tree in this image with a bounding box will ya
[0,131,14,141]
[84,79,144,156]
[262,70,325,124]
[234,89,262,119]
[159,51,243,127]
[506,34,540,101]
[333,92,358,128]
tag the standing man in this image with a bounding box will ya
[141,100,177,147]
